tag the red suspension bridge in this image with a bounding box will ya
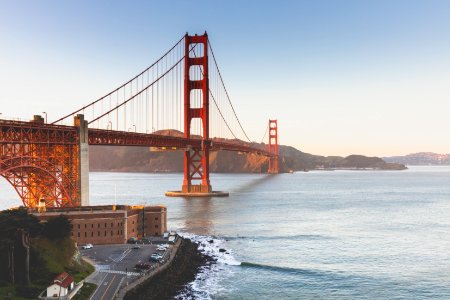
[0,32,279,207]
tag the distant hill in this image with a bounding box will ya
[384,152,450,165]
[89,132,406,172]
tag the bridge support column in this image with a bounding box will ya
[268,119,279,174]
[166,32,227,198]
[74,114,90,206]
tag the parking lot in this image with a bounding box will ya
[82,243,170,300]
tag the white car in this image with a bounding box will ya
[81,244,93,249]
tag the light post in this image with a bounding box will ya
[42,112,47,123]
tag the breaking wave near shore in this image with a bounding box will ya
[175,233,240,300]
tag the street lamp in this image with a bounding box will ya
[42,112,47,123]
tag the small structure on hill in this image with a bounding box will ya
[46,272,74,298]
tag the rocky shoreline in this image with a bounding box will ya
[124,238,212,300]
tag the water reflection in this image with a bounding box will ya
[179,197,214,235]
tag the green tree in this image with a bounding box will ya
[42,215,72,240]
[0,207,42,284]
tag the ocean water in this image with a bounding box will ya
[1,166,450,299]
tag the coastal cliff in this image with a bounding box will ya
[89,144,405,173]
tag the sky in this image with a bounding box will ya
[0,0,449,157]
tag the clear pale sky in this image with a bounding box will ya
[1,0,449,156]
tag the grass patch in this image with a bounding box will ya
[72,282,97,300]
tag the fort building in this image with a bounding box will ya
[29,205,167,245]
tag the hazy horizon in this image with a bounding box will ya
[1,0,449,157]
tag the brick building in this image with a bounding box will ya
[30,205,167,245]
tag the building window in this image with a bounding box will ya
[91,232,93,237]
[117,230,120,235]
[70,224,73,229]
[155,217,158,221]
[132,229,134,232]
[71,232,73,236]
[91,224,93,228]
[111,231,113,236]
[98,224,100,228]
[132,221,134,224]
[77,224,80,229]
[105,223,107,228]
[98,231,100,236]
[111,223,113,227]
[104,231,107,236]
[77,232,80,237]
[155,225,158,228]
[85,224,87,229]
[85,232,87,237]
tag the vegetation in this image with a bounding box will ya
[0,208,94,299]
[72,282,97,300]
[42,215,72,240]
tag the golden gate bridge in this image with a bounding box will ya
[0,32,279,207]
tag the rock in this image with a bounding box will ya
[208,240,214,244]
[219,248,226,253]
[124,238,214,300]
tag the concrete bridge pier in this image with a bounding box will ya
[74,114,90,206]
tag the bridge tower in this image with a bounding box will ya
[182,32,211,193]
[268,119,279,174]
[166,32,228,197]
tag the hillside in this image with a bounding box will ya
[89,138,406,172]
[384,152,450,165]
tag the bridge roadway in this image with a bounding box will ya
[0,119,273,156]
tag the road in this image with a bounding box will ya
[81,244,167,300]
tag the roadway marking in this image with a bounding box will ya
[100,275,116,300]
[110,248,132,262]
[98,270,140,276]
[89,273,108,300]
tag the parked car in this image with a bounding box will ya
[134,262,151,270]
[81,244,93,249]
[127,237,137,244]
[149,253,163,262]
[132,245,141,250]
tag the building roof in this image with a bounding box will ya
[53,272,74,288]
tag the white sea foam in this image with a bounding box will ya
[175,232,240,300]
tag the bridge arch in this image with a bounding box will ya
[0,156,76,207]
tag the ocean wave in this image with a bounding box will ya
[222,234,332,241]
[240,261,316,275]
[175,232,239,300]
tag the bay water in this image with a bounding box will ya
[1,166,450,299]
